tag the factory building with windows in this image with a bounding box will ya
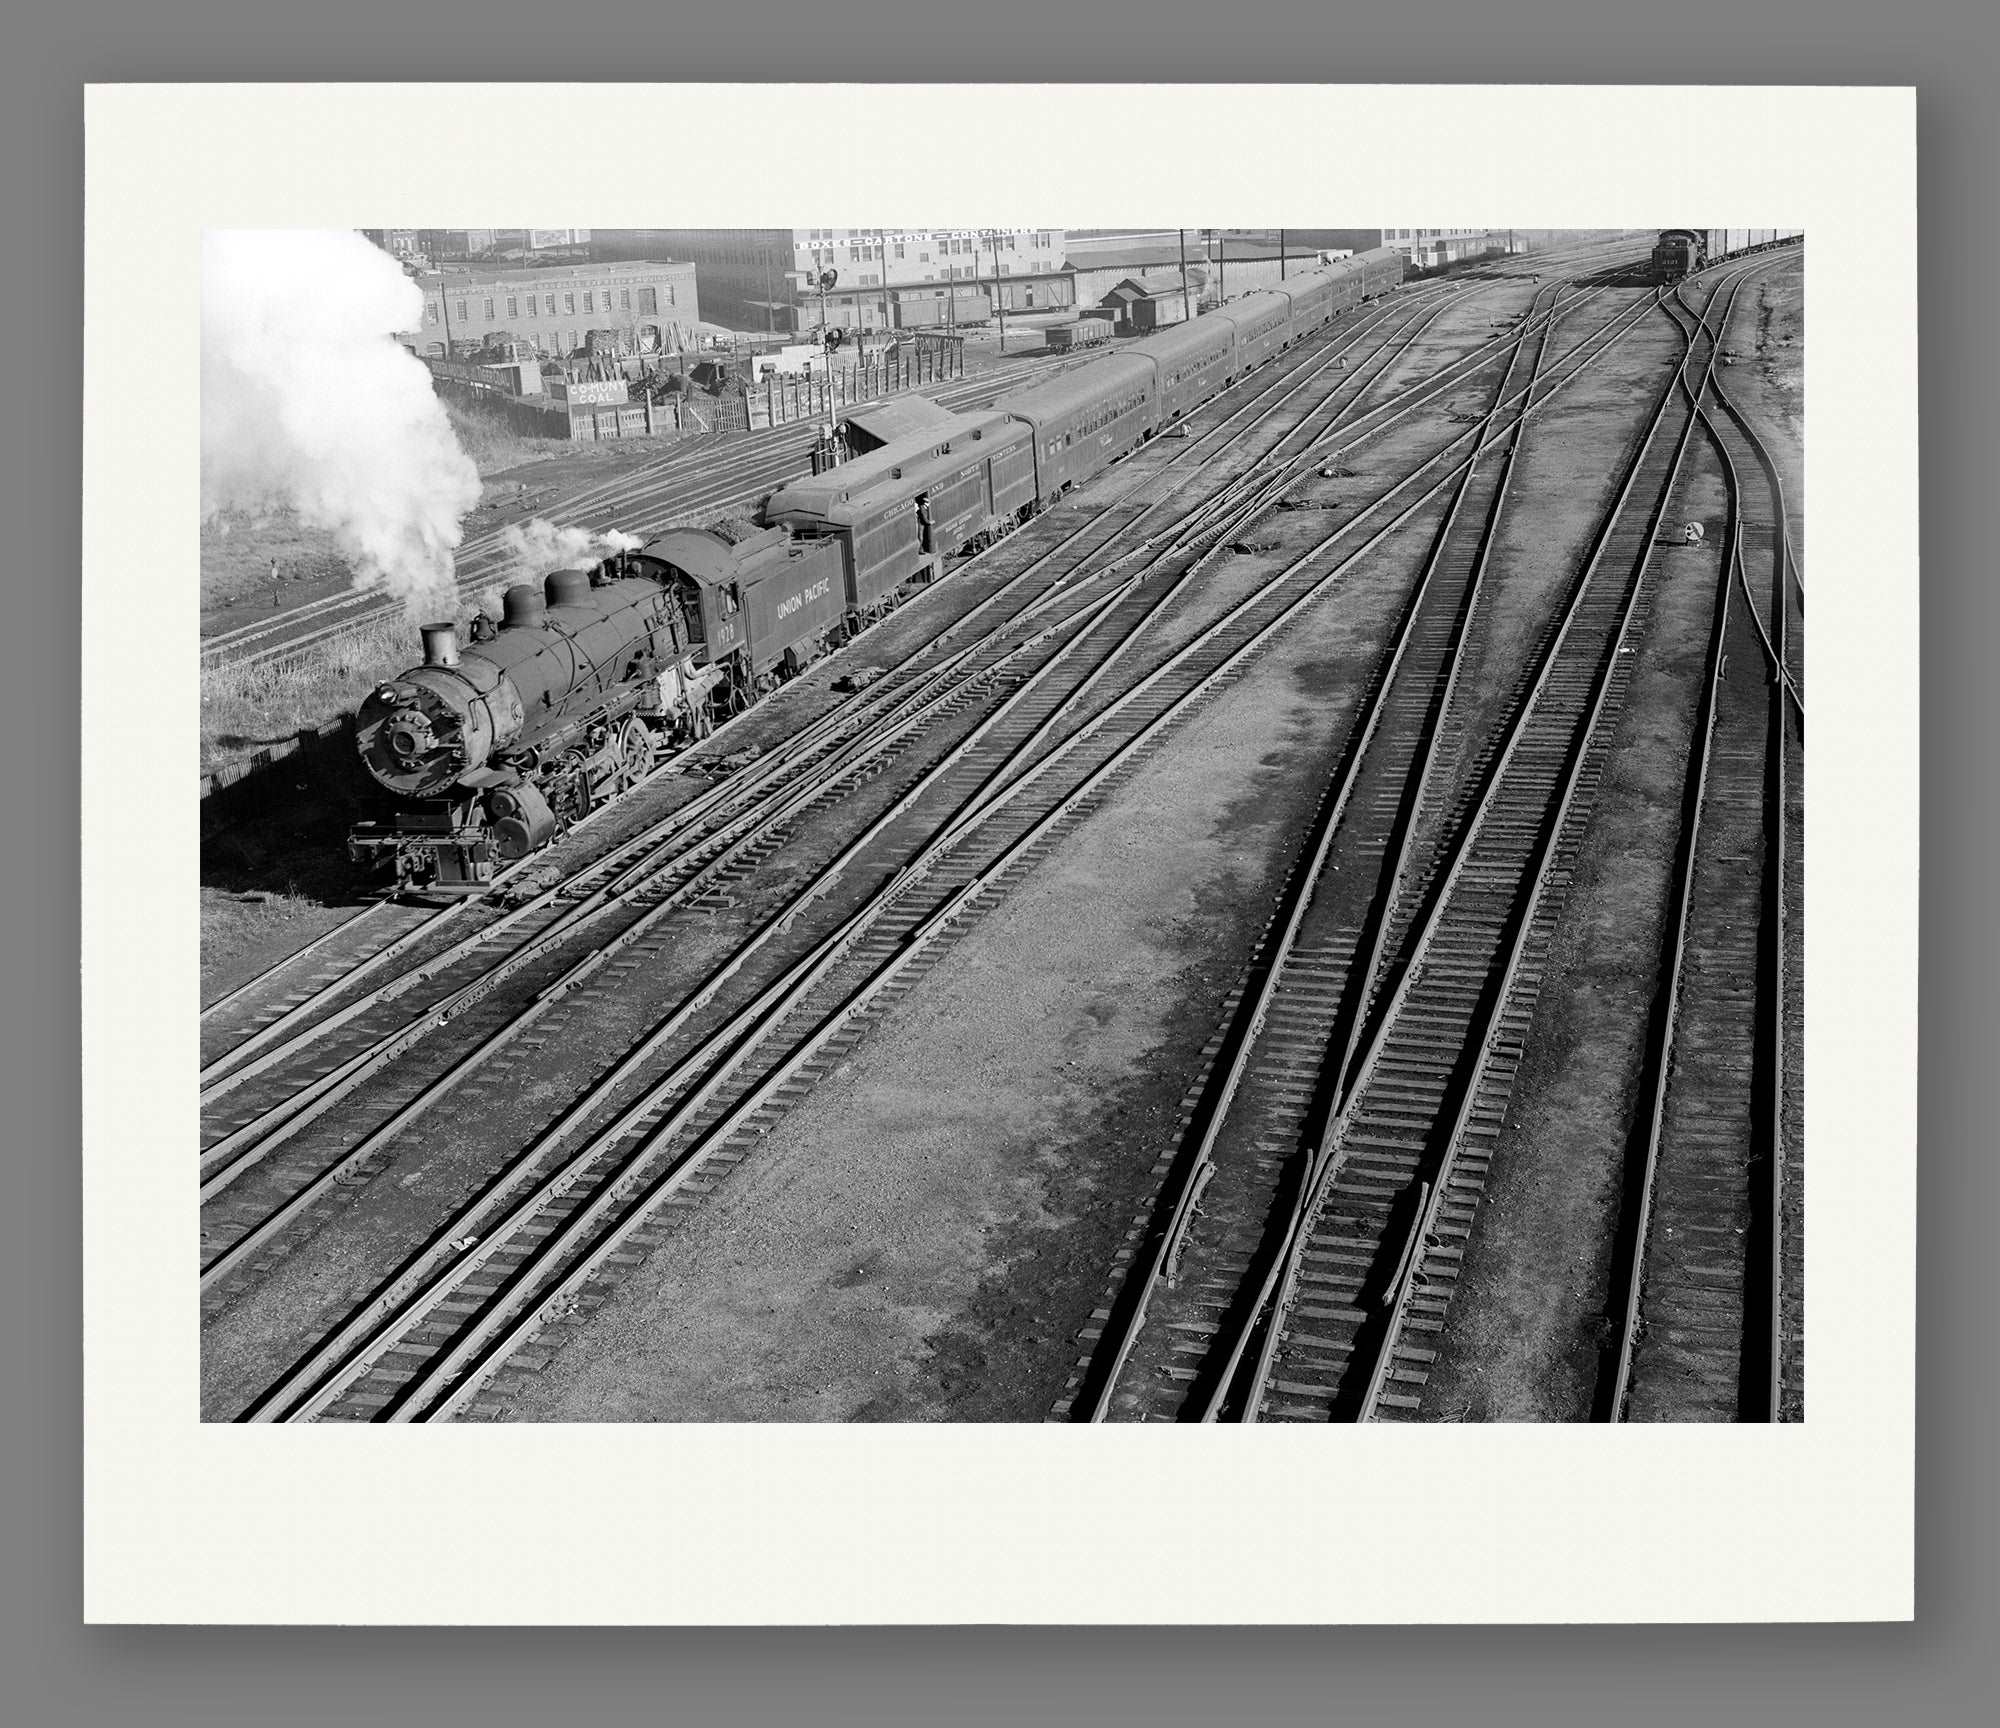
[404,258,700,358]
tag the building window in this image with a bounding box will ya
[919,252,930,263]
[565,293,575,314]
[621,289,631,310]
[425,300,439,324]
[584,292,594,313]
[545,295,557,316]
[894,242,905,260]
[507,297,518,318]
[483,298,495,319]
[638,287,658,315]
[455,300,468,321]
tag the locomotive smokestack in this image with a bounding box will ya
[419,622,459,668]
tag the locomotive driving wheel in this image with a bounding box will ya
[614,717,656,793]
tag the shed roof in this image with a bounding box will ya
[1099,273,1188,304]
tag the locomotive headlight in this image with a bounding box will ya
[386,707,438,763]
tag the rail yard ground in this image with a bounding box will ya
[199,240,1807,1425]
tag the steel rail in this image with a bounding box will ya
[1345,266,1750,1423]
[1601,271,1792,1421]
[199,295,1436,1095]
[397,286,1656,1424]
[244,271,1654,1417]
[1214,270,1739,1421]
[200,338,1289,668]
[205,303,1465,1276]
[197,354,1094,662]
[1076,281,1571,1420]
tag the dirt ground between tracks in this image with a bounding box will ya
[497,549,1410,1423]
[1420,259,1804,1420]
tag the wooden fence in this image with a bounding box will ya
[750,342,966,429]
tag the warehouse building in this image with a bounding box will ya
[593,229,1075,334]
[405,258,700,358]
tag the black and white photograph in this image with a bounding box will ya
[77,77,1919,1626]
[195,220,1808,1427]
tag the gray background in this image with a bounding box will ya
[7,1,1989,1721]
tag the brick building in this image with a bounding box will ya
[407,258,699,358]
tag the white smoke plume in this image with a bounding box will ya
[496,518,644,587]
[202,230,482,621]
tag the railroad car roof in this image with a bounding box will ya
[765,412,982,515]
[992,352,1158,426]
[839,393,962,450]
[1214,288,1293,327]
[835,415,1031,510]
[1129,309,1238,366]
[647,525,798,588]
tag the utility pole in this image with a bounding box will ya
[1280,227,1286,281]
[1217,229,1226,302]
[815,263,839,433]
[438,270,455,357]
[1177,228,1189,327]
[986,229,1008,355]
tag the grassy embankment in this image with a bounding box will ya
[200,398,576,770]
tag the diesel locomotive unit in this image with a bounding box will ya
[1651,228,1804,284]
[350,249,1405,894]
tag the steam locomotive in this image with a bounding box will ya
[347,527,846,892]
[350,249,1406,894]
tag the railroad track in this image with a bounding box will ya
[1602,259,1803,1422]
[208,268,1665,1420]
[200,250,1645,675]
[198,286,1488,1304]
[1071,278,1572,1422]
[196,266,1586,1092]
[200,344,1166,671]
[1067,261,1753,1423]
[195,285,1453,1080]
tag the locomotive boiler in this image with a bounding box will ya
[348,530,846,893]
